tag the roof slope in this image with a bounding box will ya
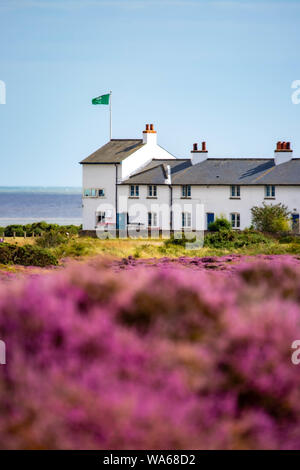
[80,139,144,164]
[172,158,300,185]
[122,159,191,184]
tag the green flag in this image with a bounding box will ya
[92,93,110,105]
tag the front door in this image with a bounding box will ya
[116,212,127,230]
[206,212,215,229]
[292,213,299,233]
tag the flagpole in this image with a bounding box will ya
[109,90,112,140]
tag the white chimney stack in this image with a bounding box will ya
[191,141,208,165]
[274,141,293,165]
[143,123,157,145]
[165,164,171,184]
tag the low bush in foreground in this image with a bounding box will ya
[204,229,271,249]
[0,259,300,449]
[0,243,58,267]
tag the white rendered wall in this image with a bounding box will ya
[172,189,204,231]
[118,184,171,230]
[82,164,120,230]
[172,185,300,229]
[82,164,300,231]
[121,144,175,180]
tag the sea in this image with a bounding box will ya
[0,187,82,227]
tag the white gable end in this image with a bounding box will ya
[121,124,175,180]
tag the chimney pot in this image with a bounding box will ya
[202,141,206,152]
[274,140,293,165]
[142,123,157,143]
[193,143,198,151]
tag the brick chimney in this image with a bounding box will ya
[143,123,157,145]
[274,141,293,165]
[191,141,208,165]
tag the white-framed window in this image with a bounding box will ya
[83,188,105,198]
[230,185,240,198]
[265,185,275,198]
[148,212,158,227]
[231,212,240,229]
[96,212,106,225]
[130,185,139,197]
[148,185,157,197]
[182,212,192,228]
[181,185,191,198]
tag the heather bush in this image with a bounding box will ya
[15,245,58,267]
[0,243,15,264]
[0,259,300,449]
[0,243,58,267]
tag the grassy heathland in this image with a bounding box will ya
[53,235,300,259]
[1,232,300,266]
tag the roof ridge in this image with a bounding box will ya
[206,158,273,161]
[110,138,142,142]
[151,158,189,161]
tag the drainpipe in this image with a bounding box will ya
[166,164,172,235]
[115,164,118,232]
[169,185,173,233]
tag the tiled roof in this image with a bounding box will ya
[80,139,144,164]
[171,158,300,185]
[122,159,191,184]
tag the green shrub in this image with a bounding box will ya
[208,217,231,232]
[0,243,58,267]
[279,235,294,244]
[251,203,291,233]
[4,225,25,237]
[164,233,196,248]
[54,240,89,258]
[35,230,68,248]
[279,235,300,245]
[2,222,81,237]
[15,245,58,267]
[204,229,271,249]
[0,244,16,264]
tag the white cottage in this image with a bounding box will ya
[80,125,300,234]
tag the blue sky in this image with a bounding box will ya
[0,0,300,186]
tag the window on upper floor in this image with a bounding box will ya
[148,185,157,197]
[265,185,275,198]
[83,188,105,197]
[230,212,240,229]
[181,185,191,198]
[130,185,139,197]
[148,212,158,227]
[182,212,192,228]
[230,185,240,198]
